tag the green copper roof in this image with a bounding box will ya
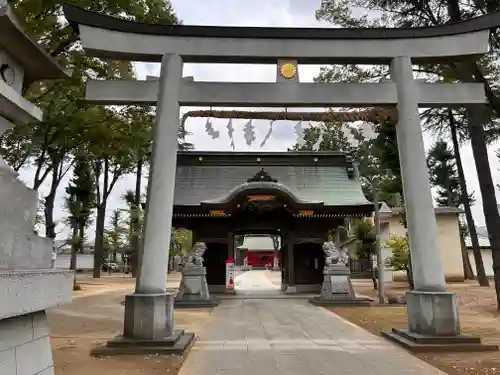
[173,152,371,207]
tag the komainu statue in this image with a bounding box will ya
[181,242,207,267]
[322,241,349,267]
[175,241,218,308]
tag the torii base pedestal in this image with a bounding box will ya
[382,291,498,352]
[91,293,195,356]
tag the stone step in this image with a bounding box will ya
[392,328,481,344]
[382,330,498,353]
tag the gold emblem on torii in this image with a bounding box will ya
[279,62,297,79]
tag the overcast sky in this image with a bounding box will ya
[18,0,500,240]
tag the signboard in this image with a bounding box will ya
[225,258,235,290]
[298,209,314,216]
[247,195,276,201]
[210,209,226,216]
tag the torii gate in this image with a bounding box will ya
[63,4,499,354]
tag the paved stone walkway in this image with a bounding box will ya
[235,269,280,294]
[179,298,445,375]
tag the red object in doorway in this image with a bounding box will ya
[243,251,280,268]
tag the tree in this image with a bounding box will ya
[0,0,180,244]
[353,219,377,289]
[385,234,413,288]
[65,155,95,290]
[316,0,500,309]
[427,140,473,207]
[427,139,488,283]
[289,122,352,152]
[353,219,375,259]
[104,209,126,272]
[88,111,136,278]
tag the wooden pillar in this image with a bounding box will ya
[287,231,295,286]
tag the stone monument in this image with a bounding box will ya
[0,2,73,374]
[175,242,218,308]
[310,241,371,306]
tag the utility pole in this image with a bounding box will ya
[373,181,385,304]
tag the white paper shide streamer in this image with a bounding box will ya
[260,120,274,148]
[204,118,220,139]
[226,118,235,150]
[243,119,256,146]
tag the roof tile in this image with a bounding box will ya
[174,165,370,206]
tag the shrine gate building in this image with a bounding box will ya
[170,151,373,293]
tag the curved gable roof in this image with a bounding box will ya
[173,152,371,208]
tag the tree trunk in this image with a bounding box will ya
[43,171,59,239]
[466,108,500,309]
[77,221,85,252]
[459,231,474,280]
[445,0,498,299]
[69,219,78,291]
[93,203,107,278]
[449,109,488,285]
[131,158,143,277]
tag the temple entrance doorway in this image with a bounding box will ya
[232,230,283,297]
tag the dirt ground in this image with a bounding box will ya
[331,280,500,375]
[49,273,212,375]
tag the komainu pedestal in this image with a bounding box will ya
[174,242,219,308]
[310,242,371,307]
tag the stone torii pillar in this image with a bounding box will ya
[383,56,482,348]
[92,54,194,355]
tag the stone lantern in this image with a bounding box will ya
[0,2,73,375]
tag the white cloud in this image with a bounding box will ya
[21,0,500,240]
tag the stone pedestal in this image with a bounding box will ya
[0,171,73,375]
[382,291,498,352]
[175,265,219,308]
[309,265,371,306]
[91,293,194,355]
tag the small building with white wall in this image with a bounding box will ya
[465,229,494,278]
[378,204,465,282]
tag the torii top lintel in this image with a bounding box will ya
[62,4,500,64]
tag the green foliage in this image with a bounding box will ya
[168,229,192,258]
[289,116,403,209]
[289,122,352,152]
[384,235,409,271]
[315,0,500,138]
[0,0,182,248]
[121,188,143,254]
[353,219,375,258]
[65,155,95,250]
[104,209,127,258]
[427,140,475,207]
[172,229,193,256]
